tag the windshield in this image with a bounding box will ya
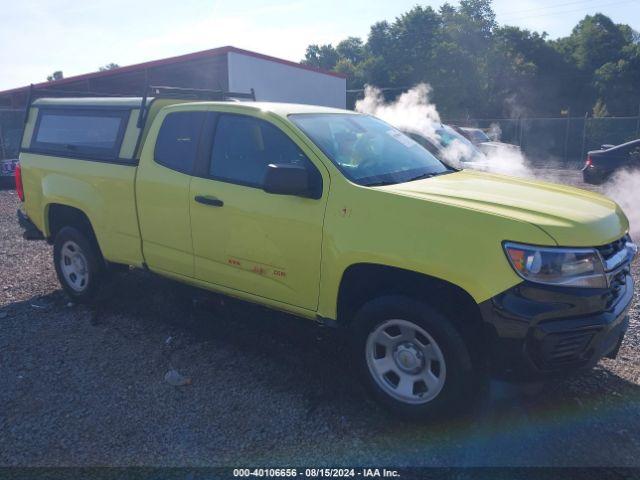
[289,113,450,186]
[437,126,474,149]
[464,128,490,143]
[435,126,485,163]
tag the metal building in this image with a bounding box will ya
[0,45,346,109]
[0,46,346,180]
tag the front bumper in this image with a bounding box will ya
[480,266,633,380]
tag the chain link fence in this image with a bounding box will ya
[2,107,639,169]
[0,109,23,182]
[443,116,640,167]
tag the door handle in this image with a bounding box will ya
[194,195,224,207]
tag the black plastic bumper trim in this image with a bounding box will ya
[17,209,44,240]
[480,272,633,380]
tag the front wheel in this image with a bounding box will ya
[352,295,480,419]
[53,226,105,303]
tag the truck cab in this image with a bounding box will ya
[16,92,637,419]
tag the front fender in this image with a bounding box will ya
[317,179,557,319]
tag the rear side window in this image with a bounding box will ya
[210,114,311,187]
[154,111,206,174]
[31,108,128,160]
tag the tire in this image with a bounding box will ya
[351,295,478,419]
[53,226,105,303]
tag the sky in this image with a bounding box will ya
[0,0,639,91]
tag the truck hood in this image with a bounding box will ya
[378,170,628,246]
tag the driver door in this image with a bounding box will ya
[189,112,329,311]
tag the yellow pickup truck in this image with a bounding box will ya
[16,89,637,418]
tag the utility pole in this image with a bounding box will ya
[580,112,589,163]
[563,108,571,164]
[0,122,5,160]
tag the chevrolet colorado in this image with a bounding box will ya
[16,92,637,418]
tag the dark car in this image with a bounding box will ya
[0,158,19,188]
[583,139,640,184]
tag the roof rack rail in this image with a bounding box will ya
[26,86,136,100]
[136,85,256,128]
[20,82,256,134]
[147,85,256,101]
[18,83,257,160]
[23,84,256,102]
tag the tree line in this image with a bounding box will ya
[301,0,640,119]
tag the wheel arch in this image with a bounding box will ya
[336,263,486,351]
[46,203,105,264]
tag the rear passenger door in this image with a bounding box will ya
[189,111,329,311]
[137,109,206,277]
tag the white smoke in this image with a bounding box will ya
[355,83,638,239]
[488,122,502,141]
[603,169,640,240]
[355,84,441,140]
[355,83,534,178]
[439,140,476,166]
[477,144,535,178]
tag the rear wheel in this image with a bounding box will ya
[352,295,479,419]
[53,226,105,303]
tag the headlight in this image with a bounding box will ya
[503,242,606,288]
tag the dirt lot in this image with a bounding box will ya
[1,169,639,467]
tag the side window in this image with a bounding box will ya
[210,114,312,187]
[31,108,128,159]
[154,111,206,174]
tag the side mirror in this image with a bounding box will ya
[263,163,312,197]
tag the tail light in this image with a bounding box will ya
[585,155,593,167]
[15,163,24,201]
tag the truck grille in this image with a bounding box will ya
[595,235,632,308]
[596,235,629,264]
[605,267,629,309]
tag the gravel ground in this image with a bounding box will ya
[1,169,639,467]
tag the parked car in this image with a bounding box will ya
[453,126,520,156]
[583,139,640,184]
[0,158,18,187]
[404,125,489,170]
[16,92,636,419]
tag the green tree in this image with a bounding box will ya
[300,2,638,118]
[336,37,365,65]
[564,14,627,72]
[99,63,120,71]
[594,43,640,115]
[46,70,64,81]
[301,44,339,70]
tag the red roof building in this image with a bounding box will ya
[0,45,346,109]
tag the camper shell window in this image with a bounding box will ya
[30,108,129,160]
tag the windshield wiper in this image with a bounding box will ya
[365,180,398,187]
[406,170,454,182]
[365,170,455,187]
